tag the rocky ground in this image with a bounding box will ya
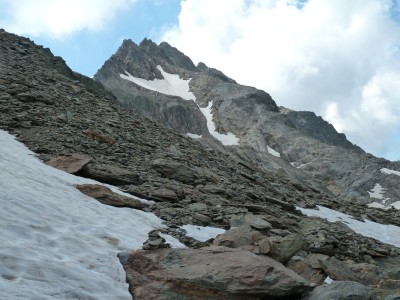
[1,29,400,299]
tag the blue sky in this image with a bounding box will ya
[3,0,181,77]
[1,0,400,161]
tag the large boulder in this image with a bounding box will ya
[46,153,92,174]
[75,184,147,210]
[151,159,201,183]
[124,246,312,299]
[82,163,144,185]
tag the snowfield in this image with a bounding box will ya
[120,65,195,100]
[0,130,186,299]
[180,224,225,242]
[298,205,400,248]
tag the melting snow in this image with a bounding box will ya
[199,101,240,146]
[186,132,202,139]
[0,130,184,299]
[368,183,386,200]
[267,146,281,157]
[298,205,400,248]
[120,65,195,101]
[381,168,400,177]
[180,224,225,242]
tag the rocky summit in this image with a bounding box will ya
[1,28,400,299]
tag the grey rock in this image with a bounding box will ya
[305,281,374,300]
[151,158,200,183]
[124,246,312,299]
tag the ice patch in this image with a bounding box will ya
[298,205,400,248]
[199,101,240,146]
[120,65,195,101]
[186,132,202,139]
[0,130,184,299]
[381,168,400,177]
[267,146,281,157]
[180,224,225,242]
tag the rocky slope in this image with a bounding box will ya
[95,39,400,209]
[1,29,400,299]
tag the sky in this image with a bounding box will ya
[0,0,400,161]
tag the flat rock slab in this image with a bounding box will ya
[82,163,144,185]
[75,184,147,210]
[124,246,312,299]
[46,153,92,174]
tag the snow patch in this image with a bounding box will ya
[186,132,202,139]
[298,205,400,248]
[368,183,386,200]
[267,146,281,157]
[120,65,195,101]
[198,101,240,146]
[381,168,400,177]
[324,276,334,284]
[0,130,184,299]
[180,224,225,242]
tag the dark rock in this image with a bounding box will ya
[305,281,374,300]
[151,159,200,183]
[82,163,144,185]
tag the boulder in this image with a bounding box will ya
[82,163,144,185]
[213,225,254,248]
[305,281,374,300]
[75,184,147,210]
[287,254,329,285]
[150,188,179,202]
[46,153,92,174]
[151,159,201,183]
[269,233,306,264]
[124,246,312,299]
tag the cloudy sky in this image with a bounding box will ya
[1,0,400,161]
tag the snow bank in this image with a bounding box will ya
[180,224,225,242]
[0,130,183,299]
[368,183,386,200]
[120,65,195,101]
[199,101,240,146]
[381,168,400,177]
[298,205,400,248]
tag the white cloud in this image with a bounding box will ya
[0,0,137,38]
[162,0,400,159]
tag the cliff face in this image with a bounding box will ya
[95,38,400,207]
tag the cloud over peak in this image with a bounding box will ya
[163,0,400,159]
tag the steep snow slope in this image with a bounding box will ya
[0,130,184,299]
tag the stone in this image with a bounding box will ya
[82,163,144,185]
[151,158,200,183]
[305,281,374,300]
[46,153,92,174]
[124,246,312,299]
[75,184,147,210]
[150,188,178,202]
[269,233,306,264]
[213,225,254,248]
[287,254,329,285]
[244,213,272,230]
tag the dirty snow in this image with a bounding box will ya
[0,130,184,300]
[298,205,400,248]
[120,65,195,101]
[267,146,281,157]
[199,101,240,146]
[180,224,225,242]
[381,168,400,177]
[186,132,202,139]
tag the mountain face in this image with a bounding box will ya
[2,28,400,299]
[95,38,400,208]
